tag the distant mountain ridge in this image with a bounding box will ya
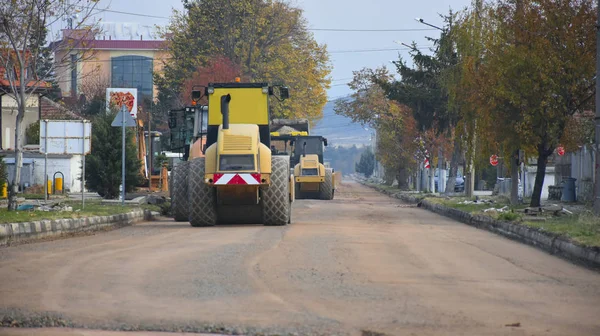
[312,98,371,147]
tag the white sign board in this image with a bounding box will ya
[40,120,91,154]
[106,88,138,118]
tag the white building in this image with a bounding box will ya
[1,98,87,193]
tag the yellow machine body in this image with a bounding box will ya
[171,81,293,226]
[203,85,276,206]
[294,154,326,191]
[208,87,269,126]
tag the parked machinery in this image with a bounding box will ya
[271,133,337,200]
[168,80,294,226]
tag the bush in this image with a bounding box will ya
[25,121,40,145]
[0,154,7,187]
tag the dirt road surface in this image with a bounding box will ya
[1,180,599,336]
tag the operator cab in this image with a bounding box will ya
[290,136,327,167]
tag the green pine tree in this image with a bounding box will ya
[85,112,142,199]
[355,149,375,177]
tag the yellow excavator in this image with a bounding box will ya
[169,80,294,226]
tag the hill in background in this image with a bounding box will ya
[312,99,371,148]
[312,98,372,176]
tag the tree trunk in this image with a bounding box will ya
[397,166,409,189]
[510,150,520,205]
[445,136,460,194]
[530,150,550,207]
[8,106,24,211]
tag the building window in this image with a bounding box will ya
[70,54,77,96]
[111,55,153,101]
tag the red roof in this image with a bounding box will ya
[0,79,51,89]
[40,97,82,120]
[74,39,165,50]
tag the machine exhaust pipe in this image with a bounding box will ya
[221,94,231,130]
[302,141,307,157]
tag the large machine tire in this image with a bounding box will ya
[171,162,190,221]
[319,168,334,200]
[188,158,217,227]
[263,156,291,226]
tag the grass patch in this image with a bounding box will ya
[428,197,528,222]
[0,200,142,224]
[428,197,495,213]
[20,194,46,200]
[523,211,600,247]
[498,211,521,221]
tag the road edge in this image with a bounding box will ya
[0,209,159,247]
[355,178,600,271]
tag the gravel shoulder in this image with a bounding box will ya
[1,180,599,336]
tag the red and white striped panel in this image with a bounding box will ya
[213,173,261,185]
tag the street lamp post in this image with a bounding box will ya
[411,19,454,195]
[414,18,444,31]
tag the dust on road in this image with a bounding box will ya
[1,180,599,336]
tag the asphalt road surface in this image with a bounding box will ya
[1,180,600,336]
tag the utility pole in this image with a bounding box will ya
[438,148,444,193]
[147,105,152,190]
[594,0,600,215]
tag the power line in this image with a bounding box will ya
[329,46,432,54]
[64,45,433,64]
[331,77,353,82]
[87,7,438,33]
[89,7,171,19]
[310,28,435,32]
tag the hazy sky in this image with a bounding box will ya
[55,0,472,99]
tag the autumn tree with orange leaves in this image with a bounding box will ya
[180,56,242,105]
[451,0,596,207]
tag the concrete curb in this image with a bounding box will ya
[356,178,600,270]
[0,209,159,247]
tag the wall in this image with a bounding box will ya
[3,153,84,192]
[1,94,40,149]
[569,145,596,202]
[152,51,168,98]
[58,48,166,100]
[524,165,555,201]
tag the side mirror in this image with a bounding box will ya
[191,90,202,102]
[279,87,289,100]
[323,138,328,147]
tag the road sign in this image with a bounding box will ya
[111,108,137,127]
[424,158,431,169]
[490,154,499,167]
[111,105,136,206]
[557,146,565,156]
